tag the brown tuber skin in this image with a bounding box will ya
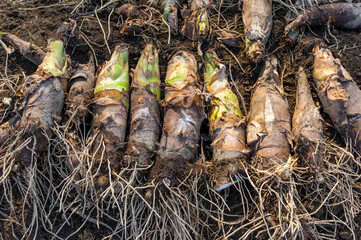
[285,3,361,42]
[0,33,45,65]
[161,0,179,35]
[181,0,211,42]
[115,4,141,18]
[215,29,240,47]
[145,51,205,200]
[292,67,324,178]
[313,43,361,155]
[242,0,272,63]
[247,56,292,180]
[17,40,69,166]
[65,55,96,171]
[204,50,248,191]
[126,44,161,166]
[67,55,96,121]
[0,115,20,146]
[91,44,130,187]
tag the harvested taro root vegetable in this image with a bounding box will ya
[313,43,361,155]
[247,56,293,180]
[181,0,211,42]
[0,32,45,65]
[65,55,96,170]
[242,0,272,63]
[145,51,205,199]
[126,43,161,166]
[285,3,361,44]
[92,44,129,186]
[292,67,324,178]
[161,0,180,34]
[15,40,69,165]
[203,49,248,191]
[66,54,96,121]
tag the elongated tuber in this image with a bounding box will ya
[126,43,161,166]
[145,51,205,198]
[18,40,69,165]
[313,43,361,155]
[247,56,292,179]
[292,67,324,177]
[242,0,272,63]
[203,49,248,191]
[285,3,361,43]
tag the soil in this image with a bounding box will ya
[0,0,360,239]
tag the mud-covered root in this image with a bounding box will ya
[0,128,57,239]
[144,50,205,200]
[313,43,361,156]
[242,0,272,63]
[0,40,69,237]
[114,43,162,196]
[282,0,315,45]
[285,3,361,44]
[292,65,361,238]
[247,56,293,180]
[91,44,130,188]
[291,66,361,237]
[0,32,45,65]
[231,165,320,240]
[297,142,361,239]
[125,174,210,239]
[56,18,77,40]
[66,53,96,121]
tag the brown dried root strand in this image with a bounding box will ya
[247,56,293,180]
[313,43,361,156]
[292,67,324,179]
[295,142,361,239]
[242,0,272,63]
[145,51,205,199]
[67,54,96,121]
